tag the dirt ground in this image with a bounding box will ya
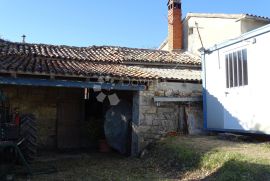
[5,135,270,181]
[15,151,163,181]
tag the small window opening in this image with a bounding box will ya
[188,27,194,35]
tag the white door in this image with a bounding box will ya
[223,49,251,131]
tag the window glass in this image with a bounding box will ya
[229,53,233,88]
[237,50,243,86]
[233,52,238,87]
[225,55,229,88]
[225,49,248,88]
[242,49,248,85]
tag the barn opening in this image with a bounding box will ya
[82,89,133,156]
[0,84,135,157]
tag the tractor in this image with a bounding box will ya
[0,90,38,164]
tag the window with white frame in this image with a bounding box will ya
[225,49,248,88]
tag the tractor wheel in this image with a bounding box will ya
[19,114,38,162]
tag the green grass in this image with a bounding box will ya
[146,136,270,180]
[201,152,270,181]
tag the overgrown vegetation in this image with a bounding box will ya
[14,135,270,181]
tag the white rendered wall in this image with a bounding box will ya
[204,50,225,129]
[184,17,269,56]
[205,28,270,134]
[185,17,241,56]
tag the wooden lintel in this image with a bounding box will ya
[0,76,146,91]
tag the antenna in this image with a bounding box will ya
[195,22,205,50]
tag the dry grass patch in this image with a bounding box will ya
[12,135,270,181]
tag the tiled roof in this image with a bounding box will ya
[0,55,161,79]
[0,40,200,65]
[245,14,270,21]
[138,67,201,81]
[0,39,201,81]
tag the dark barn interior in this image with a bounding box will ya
[0,85,134,156]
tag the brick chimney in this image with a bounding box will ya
[168,0,183,51]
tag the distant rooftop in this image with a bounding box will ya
[184,13,270,22]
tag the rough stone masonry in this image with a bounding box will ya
[132,81,203,156]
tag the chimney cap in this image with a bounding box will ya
[21,34,26,43]
[168,0,181,5]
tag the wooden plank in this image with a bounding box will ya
[57,101,82,149]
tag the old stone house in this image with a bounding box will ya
[0,44,201,156]
[0,0,204,156]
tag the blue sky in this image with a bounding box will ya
[0,0,269,48]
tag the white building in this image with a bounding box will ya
[159,0,270,135]
[203,24,270,134]
[160,13,270,56]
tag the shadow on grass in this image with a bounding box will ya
[144,136,270,180]
[203,160,270,181]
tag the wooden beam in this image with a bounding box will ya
[0,77,146,91]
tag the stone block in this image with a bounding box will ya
[145,118,153,126]
[163,112,176,120]
[147,84,156,91]
[165,89,173,97]
[140,96,153,106]
[144,114,156,124]
[157,107,174,113]
[150,125,161,133]
[156,113,165,119]
[155,90,165,97]
[152,119,160,126]
[141,106,157,114]
[158,125,167,132]
[138,125,151,133]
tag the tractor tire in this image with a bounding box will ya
[19,114,38,162]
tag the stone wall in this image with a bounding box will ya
[132,81,203,155]
[0,85,82,149]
